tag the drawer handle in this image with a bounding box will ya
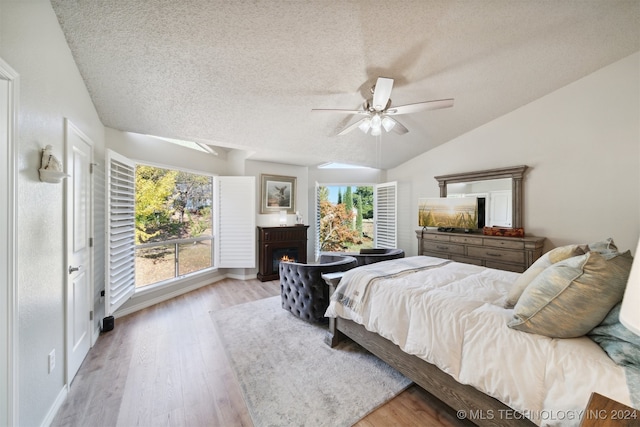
[486,252,502,257]
[436,245,449,251]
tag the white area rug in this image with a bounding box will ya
[211,296,411,427]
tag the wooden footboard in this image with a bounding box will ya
[328,317,536,427]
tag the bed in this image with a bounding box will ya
[324,247,639,427]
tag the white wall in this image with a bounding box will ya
[389,52,640,256]
[0,1,106,426]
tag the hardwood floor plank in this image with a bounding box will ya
[115,352,156,426]
[151,406,186,427]
[51,277,461,427]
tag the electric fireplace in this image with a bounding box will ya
[257,225,309,281]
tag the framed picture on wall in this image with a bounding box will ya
[260,174,296,214]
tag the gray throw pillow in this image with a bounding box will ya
[508,250,633,338]
[589,303,640,368]
[588,237,620,260]
[504,244,587,308]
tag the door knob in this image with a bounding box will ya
[68,265,81,274]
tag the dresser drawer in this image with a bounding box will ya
[467,246,524,264]
[450,235,483,245]
[423,241,465,256]
[417,230,545,273]
[482,238,524,250]
[423,233,450,242]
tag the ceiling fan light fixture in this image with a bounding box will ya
[381,116,396,132]
[358,118,371,133]
[370,113,382,130]
[313,76,454,138]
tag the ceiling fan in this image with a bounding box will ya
[312,77,454,136]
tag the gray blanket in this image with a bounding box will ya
[589,303,640,408]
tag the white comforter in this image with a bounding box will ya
[325,256,633,427]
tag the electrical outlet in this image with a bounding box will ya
[48,349,55,374]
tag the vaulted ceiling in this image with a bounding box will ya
[50,0,640,170]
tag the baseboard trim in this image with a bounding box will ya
[92,326,100,345]
[40,385,67,427]
[225,272,258,280]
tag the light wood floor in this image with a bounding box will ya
[51,278,464,427]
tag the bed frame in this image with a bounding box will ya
[323,277,536,427]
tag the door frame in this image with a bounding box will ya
[0,57,18,427]
[64,118,94,385]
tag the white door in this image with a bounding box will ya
[65,119,93,383]
[0,57,17,427]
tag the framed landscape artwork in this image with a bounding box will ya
[260,174,296,214]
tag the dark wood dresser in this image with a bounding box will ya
[416,229,545,273]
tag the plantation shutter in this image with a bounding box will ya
[92,159,107,328]
[374,181,397,249]
[216,176,255,268]
[105,149,136,316]
[314,181,321,261]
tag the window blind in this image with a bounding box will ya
[216,176,255,268]
[374,181,397,249]
[92,159,106,332]
[314,181,321,261]
[105,150,136,316]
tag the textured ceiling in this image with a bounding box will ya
[50,0,640,169]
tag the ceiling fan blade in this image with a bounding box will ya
[337,117,369,136]
[311,108,368,115]
[385,98,454,115]
[372,77,394,111]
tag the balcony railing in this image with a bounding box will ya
[134,236,214,288]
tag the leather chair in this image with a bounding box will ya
[344,248,405,267]
[280,254,357,323]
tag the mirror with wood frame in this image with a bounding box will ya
[434,165,527,229]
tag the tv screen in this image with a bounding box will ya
[477,197,486,229]
[418,197,478,230]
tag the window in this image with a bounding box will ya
[106,149,255,316]
[315,183,397,254]
[134,165,214,288]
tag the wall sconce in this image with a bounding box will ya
[279,210,287,226]
[39,145,69,183]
